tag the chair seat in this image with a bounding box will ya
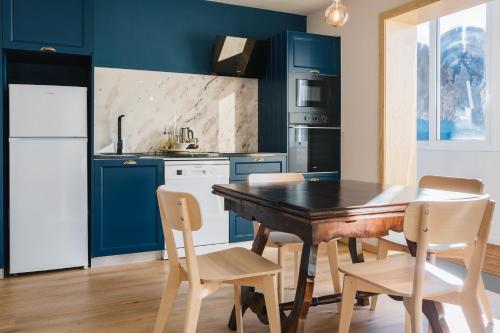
[340,255,463,298]
[181,247,281,282]
[268,231,303,245]
[381,232,468,253]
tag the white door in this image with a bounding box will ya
[9,84,87,138]
[164,162,229,249]
[9,138,88,274]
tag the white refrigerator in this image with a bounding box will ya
[9,84,88,274]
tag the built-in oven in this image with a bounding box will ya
[288,125,340,173]
[289,72,340,127]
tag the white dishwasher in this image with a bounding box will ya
[164,159,230,254]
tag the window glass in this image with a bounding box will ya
[439,5,487,140]
[417,22,431,141]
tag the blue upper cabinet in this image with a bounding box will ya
[2,0,92,55]
[288,31,340,76]
[92,159,164,257]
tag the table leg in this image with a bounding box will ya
[406,239,449,333]
[285,243,318,333]
[228,224,270,330]
[348,238,370,306]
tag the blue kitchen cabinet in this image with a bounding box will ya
[229,212,255,243]
[229,155,287,243]
[92,159,164,257]
[0,6,3,270]
[230,156,287,181]
[303,172,339,182]
[288,31,340,76]
[2,0,92,55]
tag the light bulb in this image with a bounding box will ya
[325,0,349,27]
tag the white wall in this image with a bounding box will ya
[307,0,500,244]
[307,0,410,182]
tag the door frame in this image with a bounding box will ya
[378,0,491,183]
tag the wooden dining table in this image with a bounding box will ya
[212,179,480,333]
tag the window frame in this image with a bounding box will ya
[417,2,497,152]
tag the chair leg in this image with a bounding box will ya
[463,245,493,323]
[262,275,281,333]
[405,308,412,333]
[183,289,202,333]
[462,296,486,333]
[477,278,493,323]
[370,240,389,311]
[327,240,341,294]
[339,275,357,333]
[153,267,182,333]
[404,297,423,333]
[429,253,437,265]
[234,285,244,333]
[277,247,285,303]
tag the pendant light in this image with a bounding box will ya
[325,0,349,27]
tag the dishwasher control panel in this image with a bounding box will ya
[164,159,230,180]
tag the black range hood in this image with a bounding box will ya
[211,35,268,79]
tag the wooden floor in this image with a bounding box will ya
[1,244,500,333]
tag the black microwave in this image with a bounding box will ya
[288,73,340,126]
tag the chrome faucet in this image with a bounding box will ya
[117,115,125,154]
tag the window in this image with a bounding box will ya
[417,4,492,146]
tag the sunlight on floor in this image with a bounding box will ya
[444,303,499,333]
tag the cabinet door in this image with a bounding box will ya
[3,0,92,55]
[228,156,287,243]
[229,212,255,243]
[288,32,340,75]
[93,159,164,257]
[303,172,339,182]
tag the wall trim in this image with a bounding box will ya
[90,242,254,268]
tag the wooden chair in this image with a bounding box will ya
[248,173,341,303]
[153,186,282,333]
[370,176,493,324]
[338,196,494,333]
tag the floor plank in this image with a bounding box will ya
[1,244,499,332]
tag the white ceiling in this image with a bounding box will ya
[209,0,332,15]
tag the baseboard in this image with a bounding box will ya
[90,242,254,268]
[91,251,163,268]
[488,237,500,246]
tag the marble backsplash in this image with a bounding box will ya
[94,67,258,153]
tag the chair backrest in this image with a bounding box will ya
[248,172,305,184]
[404,196,489,245]
[419,175,484,194]
[157,186,202,284]
[403,196,494,299]
[248,173,305,237]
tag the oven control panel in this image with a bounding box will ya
[289,112,333,126]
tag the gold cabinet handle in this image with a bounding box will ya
[123,160,137,165]
[254,156,265,162]
[40,46,57,52]
[310,177,320,182]
[310,69,320,75]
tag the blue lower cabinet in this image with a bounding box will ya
[92,159,164,257]
[228,155,287,243]
[229,212,255,243]
[230,156,287,181]
[303,172,339,182]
